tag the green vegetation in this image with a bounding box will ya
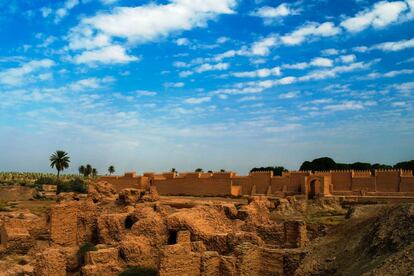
[57,177,88,194]
[250,166,288,176]
[108,165,115,175]
[195,168,203,172]
[119,266,157,276]
[299,157,414,173]
[0,172,79,187]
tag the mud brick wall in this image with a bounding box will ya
[331,171,353,191]
[288,172,310,192]
[352,177,376,192]
[250,172,272,194]
[271,176,290,193]
[400,177,414,192]
[155,177,232,196]
[232,177,252,195]
[50,203,78,246]
[376,171,400,192]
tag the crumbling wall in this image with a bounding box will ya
[158,243,201,276]
[0,219,33,254]
[34,248,66,276]
[50,202,78,246]
[235,243,284,275]
[284,221,308,248]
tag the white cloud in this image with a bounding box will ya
[281,22,341,45]
[391,81,414,91]
[321,48,340,56]
[365,69,414,79]
[195,62,229,73]
[278,91,299,99]
[176,38,190,46]
[373,37,414,51]
[40,7,52,18]
[232,67,281,78]
[55,0,80,23]
[353,38,414,54]
[251,35,278,56]
[283,57,333,70]
[0,59,55,86]
[339,54,356,63]
[216,36,229,44]
[184,96,211,104]
[68,0,236,64]
[340,1,408,32]
[251,3,299,24]
[323,101,365,111]
[69,77,114,91]
[164,82,185,88]
[310,57,333,67]
[237,96,260,102]
[101,0,119,4]
[71,0,235,45]
[391,101,407,107]
[136,90,157,96]
[73,45,139,64]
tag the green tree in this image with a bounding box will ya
[92,168,98,178]
[78,165,85,176]
[49,150,70,179]
[171,168,176,173]
[108,165,115,175]
[299,157,336,171]
[195,168,203,172]
[250,166,288,176]
[84,164,92,177]
[220,169,226,172]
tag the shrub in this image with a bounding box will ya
[34,176,57,190]
[119,266,157,276]
[57,178,87,194]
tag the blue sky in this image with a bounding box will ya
[0,0,413,174]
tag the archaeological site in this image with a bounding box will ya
[0,168,414,275]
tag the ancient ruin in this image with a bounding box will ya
[0,169,413,275]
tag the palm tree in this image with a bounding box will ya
[78,165,85,176]
[84,164,92,177]
[49,150,70,179]
[108,165,115,175]
[92,168,98,178]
